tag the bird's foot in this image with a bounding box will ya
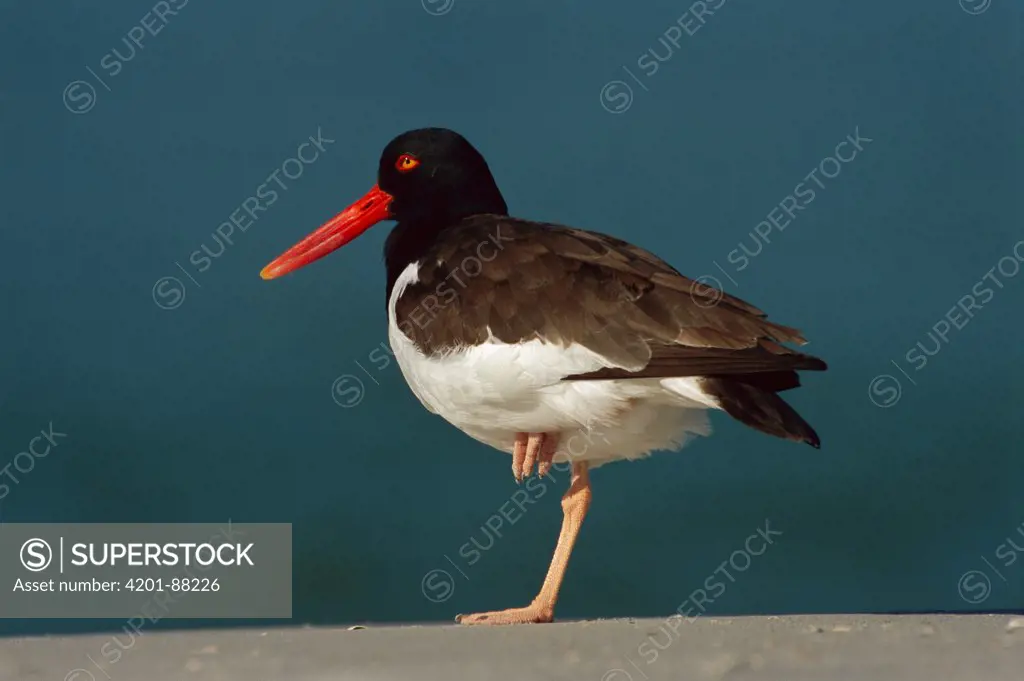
[456,602,554,626]
[511,432,559,483]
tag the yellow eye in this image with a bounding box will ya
[395,154,420,172]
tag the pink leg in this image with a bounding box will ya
[457,460,591,625]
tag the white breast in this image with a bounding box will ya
[386,262,720,467]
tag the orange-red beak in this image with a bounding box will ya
[260,185,394,280]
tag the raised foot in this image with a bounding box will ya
[455,604,554,626]
[511,432,559,483]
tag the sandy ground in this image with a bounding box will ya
[1,614,1023,681]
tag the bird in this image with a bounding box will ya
[260,128,826,625]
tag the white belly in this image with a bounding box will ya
[387,263,721,467]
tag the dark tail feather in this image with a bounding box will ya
[724,370,802,392]
[700,377,820,448]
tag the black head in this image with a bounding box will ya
[377,128,508,225]
[260,128,507,281]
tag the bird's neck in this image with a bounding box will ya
[383,201,508,305]
[383,217,458,305]
[382,216,434,296]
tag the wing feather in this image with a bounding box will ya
[392,216,826,379]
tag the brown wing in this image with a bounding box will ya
[393,215,826,379]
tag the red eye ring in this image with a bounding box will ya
[395,154,420,172]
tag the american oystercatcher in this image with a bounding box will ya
[261,128,826,625]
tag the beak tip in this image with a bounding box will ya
[260,266,277,280]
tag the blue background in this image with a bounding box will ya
[1,0,1021,635]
